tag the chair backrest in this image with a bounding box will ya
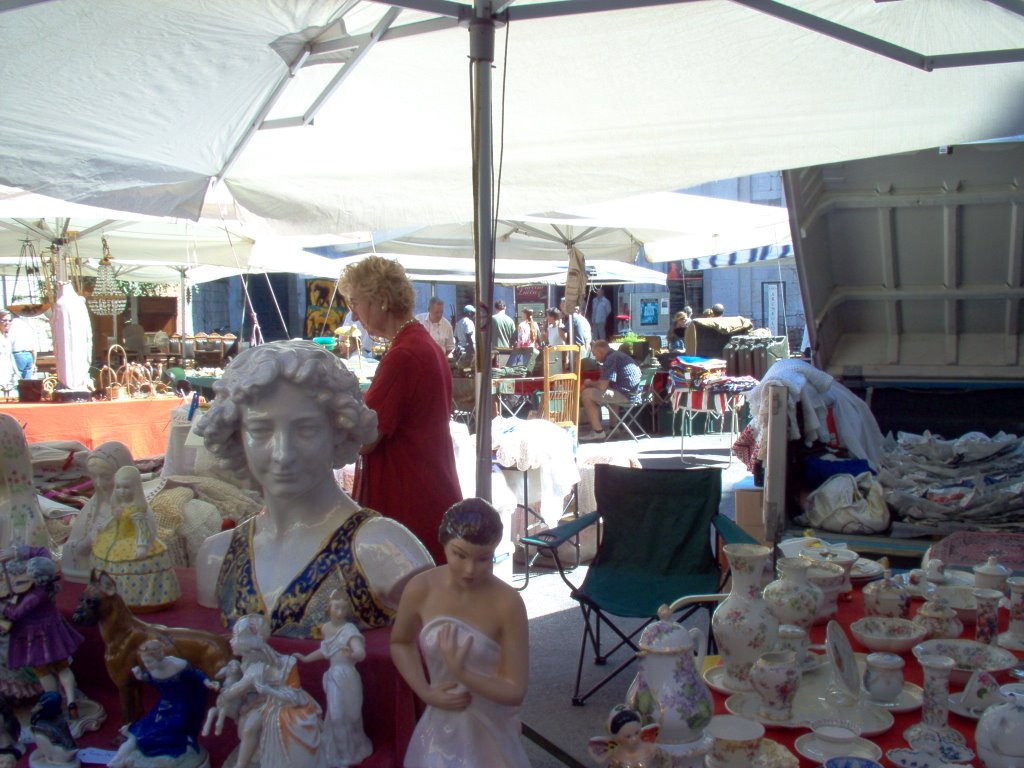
[592,464,722,579]
[637,367,659,401]
[541,344,582,429]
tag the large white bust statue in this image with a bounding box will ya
[193,340,432,638]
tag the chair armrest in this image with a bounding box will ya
[520,511,600,551]
[712,513,757,546]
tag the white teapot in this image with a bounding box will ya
[976,691,1024,768]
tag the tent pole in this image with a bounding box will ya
[471,2,496,502]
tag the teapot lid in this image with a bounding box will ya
[974,555,1012,577]
[638,605,695,653]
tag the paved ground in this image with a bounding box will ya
[512,431,750,767]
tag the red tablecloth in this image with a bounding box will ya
[1,398,182,458]
[56,569,415,767]
[708,587,1022,765]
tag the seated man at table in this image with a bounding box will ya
[580,340,642,442]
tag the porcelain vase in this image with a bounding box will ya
[712,544,779,691]
[627,607,714,744]
[762,557,823,629]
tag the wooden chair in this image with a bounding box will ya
[539,344,582,430]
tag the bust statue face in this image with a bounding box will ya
[241,379,336,502]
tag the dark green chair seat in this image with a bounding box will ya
[521,464,755,706]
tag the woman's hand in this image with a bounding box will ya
[421,680,471,711]
[438,623,473,681]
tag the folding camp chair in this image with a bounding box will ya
[604,367,659,441]
[521,464,755,705]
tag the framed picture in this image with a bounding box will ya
[305,278,346,338]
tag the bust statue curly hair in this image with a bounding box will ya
[194,340,378,481]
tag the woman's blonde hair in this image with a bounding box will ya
[338,256,416,316]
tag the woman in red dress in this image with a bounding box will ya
[340,256,461,564]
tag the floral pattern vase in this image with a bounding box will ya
[627,606,714,744]
[763,556,823,629]
[712,543,779,691]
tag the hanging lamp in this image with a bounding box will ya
[86,237,127,316]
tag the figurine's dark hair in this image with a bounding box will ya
[438,498,502,548]
[608,706,642,736]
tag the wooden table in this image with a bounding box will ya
[0,397,182,458]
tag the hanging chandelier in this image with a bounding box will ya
[86,237,127,316]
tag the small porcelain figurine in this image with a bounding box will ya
[0,555,83,718]
[588,705,670,768]
[390,498,530,768]
[295,591,372,767]
[62,442,133,582]
[107,640,210,768]
[202,659,242,738]
[29,691,78,768]
[193,341,433,638]
[91,466,181,611]
[217,613,325,768]
[0,413,51,553]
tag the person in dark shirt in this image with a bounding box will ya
[580,340,642,441]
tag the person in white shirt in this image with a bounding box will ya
[0,311,17,389]
[415,297,455,355]
[7,311,37,379]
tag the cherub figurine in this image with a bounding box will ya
[217,614,325,768]
[29,691,78,768]
[587,706,669,768]
[390,498,530,768]
[1,556,83,719]
[91,466,180,611]
[108,639,210,768]
[295,590,372,767]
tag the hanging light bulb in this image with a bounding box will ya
[86,237,127,316]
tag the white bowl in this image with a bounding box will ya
[933,585,977,624]
[912,638,1017,686]
[850,617,927,653]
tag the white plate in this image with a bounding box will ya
[826,620,861,698]
[867,682,923,713]
[895,569,974,598]
[850,558,885,581]
[794,733,882,763]
[948,691,989,720]
[997,632,1024,652]
[723,691,894,736]
[703,664,745,696]
[887,748,967,768]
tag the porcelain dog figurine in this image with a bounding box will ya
[71,570,233,726]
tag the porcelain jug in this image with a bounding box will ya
[976,691,1024,768]
[627,605,714,744]
[863,569,911,618]
[712,543,779,691]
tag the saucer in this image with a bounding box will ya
[794,732,882,762]
[948,692,987,720]
[866,682,923,713]
[702,664,750,695]
[997,631,1024,652]
[707,739,799,768]
[801,651,829,673]
[887,748,968,768]
[850,558,885,582]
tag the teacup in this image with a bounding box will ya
[777,624,809,667]
[706,715,764,768]
[750,651,799,721]
[863,652,904,703]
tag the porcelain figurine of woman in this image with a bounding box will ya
[588,705,670,768]
[62,442,133,583]
[390,498,530,768]
[91,465,180,611]
[295,590,372,767]
[217,613,325,768]
[194,340,433,639]
[108,640,210,768]
[0,555,82,719]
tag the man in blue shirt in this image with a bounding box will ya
[580,340,642,441]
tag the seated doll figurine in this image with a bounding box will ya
[295,590,373,767]
[588,706,670,768]
[62,441,133,582]
[390,498,530,768]
[193,341,433,638]
[91,466,181,611]
[108,640,210,768]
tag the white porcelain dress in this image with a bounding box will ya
[404,617,530,768]
[320,623,372,767]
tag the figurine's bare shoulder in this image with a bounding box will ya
[353,515,434,609]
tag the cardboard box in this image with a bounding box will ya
[735,487,764,527]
